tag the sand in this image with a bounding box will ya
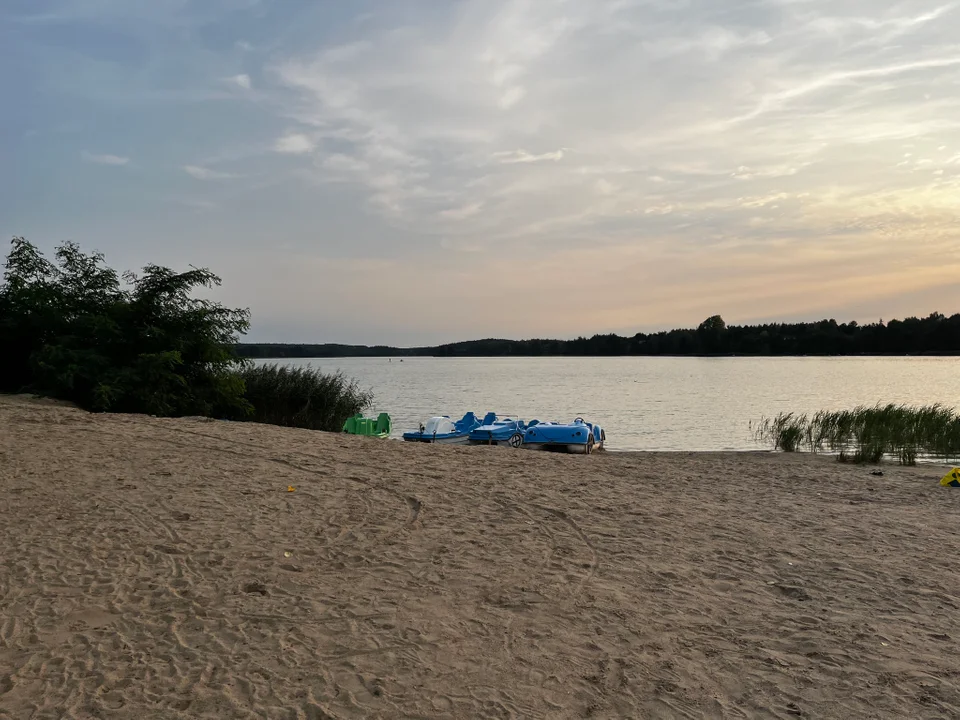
[1,395,960,719]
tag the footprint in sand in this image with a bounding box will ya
[242,582,268,596]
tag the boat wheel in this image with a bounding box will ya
[509,432,524,448]
[586,434,595,455]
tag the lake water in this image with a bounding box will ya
[270,357,960,452]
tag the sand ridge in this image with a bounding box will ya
[1,394,960,718]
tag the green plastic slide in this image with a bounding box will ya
[342,412,392,438]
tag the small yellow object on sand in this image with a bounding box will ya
[940,469,960,487]
[287,486,296,492]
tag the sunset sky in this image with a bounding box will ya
[3,0,959,344]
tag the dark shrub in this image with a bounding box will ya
[231,363,372,432]
[1,237,251,418]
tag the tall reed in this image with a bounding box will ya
[230,363,373,432]
[755,404,960,465]
[754,412,808,452]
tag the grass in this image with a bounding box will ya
[754,404,960,465]
[230,363,373,432]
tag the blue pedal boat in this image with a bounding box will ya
[522,417,605,454]
[402,412,491,444]
[468,416,534,448]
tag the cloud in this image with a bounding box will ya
[182,165,236,180]
[81,151,129,166]
[322,153,370,173]
[642,27,772,61]
[227,73,252,90]
[497,86,526,109]
[722,56,960,127]
[273,133,315,154]
[493,149,566,164]
[266,0,960,253]
[10,0,960,342]
[439,202,483,220]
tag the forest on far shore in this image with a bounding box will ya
[236,312,960,358]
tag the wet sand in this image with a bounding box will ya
[1,394,959,719]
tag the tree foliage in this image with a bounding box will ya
[0,237,252,417]
[236,312,960,359]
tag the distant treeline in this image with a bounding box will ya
[236,312,960,358]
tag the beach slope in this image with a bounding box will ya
[1,395,959,718]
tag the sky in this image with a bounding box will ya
[3,0,960,345]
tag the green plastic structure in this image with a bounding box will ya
[342,412,392,438]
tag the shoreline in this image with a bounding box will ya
[6,393,955,466]
[247,353,960,360]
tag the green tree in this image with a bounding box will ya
[697,315,727,354]
[698,315,727,333]
[0,237,252,417]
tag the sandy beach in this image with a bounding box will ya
[1,395,959,719]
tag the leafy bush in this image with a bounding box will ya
[1,237,377,432]
[230,363,372,431]
[1,237,251,417]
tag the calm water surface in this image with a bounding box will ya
[270,357,960,452]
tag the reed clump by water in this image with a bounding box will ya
[754,404,960,465]
[231,364,373,432]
